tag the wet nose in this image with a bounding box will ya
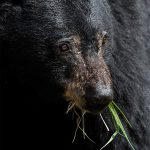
[83,84,113,113]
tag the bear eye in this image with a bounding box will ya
[59,43,70,52]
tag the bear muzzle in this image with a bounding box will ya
[64,82,113,114]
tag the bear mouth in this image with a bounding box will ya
[64,88,112,114]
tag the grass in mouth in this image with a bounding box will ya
[68,101,135,150]
[101,101,135,150]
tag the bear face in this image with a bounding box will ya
[1,0,113,113]
[2,0,150,150]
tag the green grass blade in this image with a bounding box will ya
[108,103,135,150]
[111,113,119,132]
[112,101,132,127]
[100,131,118,150]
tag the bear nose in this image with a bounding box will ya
[83,84,113,113]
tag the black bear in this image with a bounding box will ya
[1,0,150,150]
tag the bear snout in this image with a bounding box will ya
[82,83,113,113]
[64,82,113,113]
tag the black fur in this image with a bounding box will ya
[1,0,150,150]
